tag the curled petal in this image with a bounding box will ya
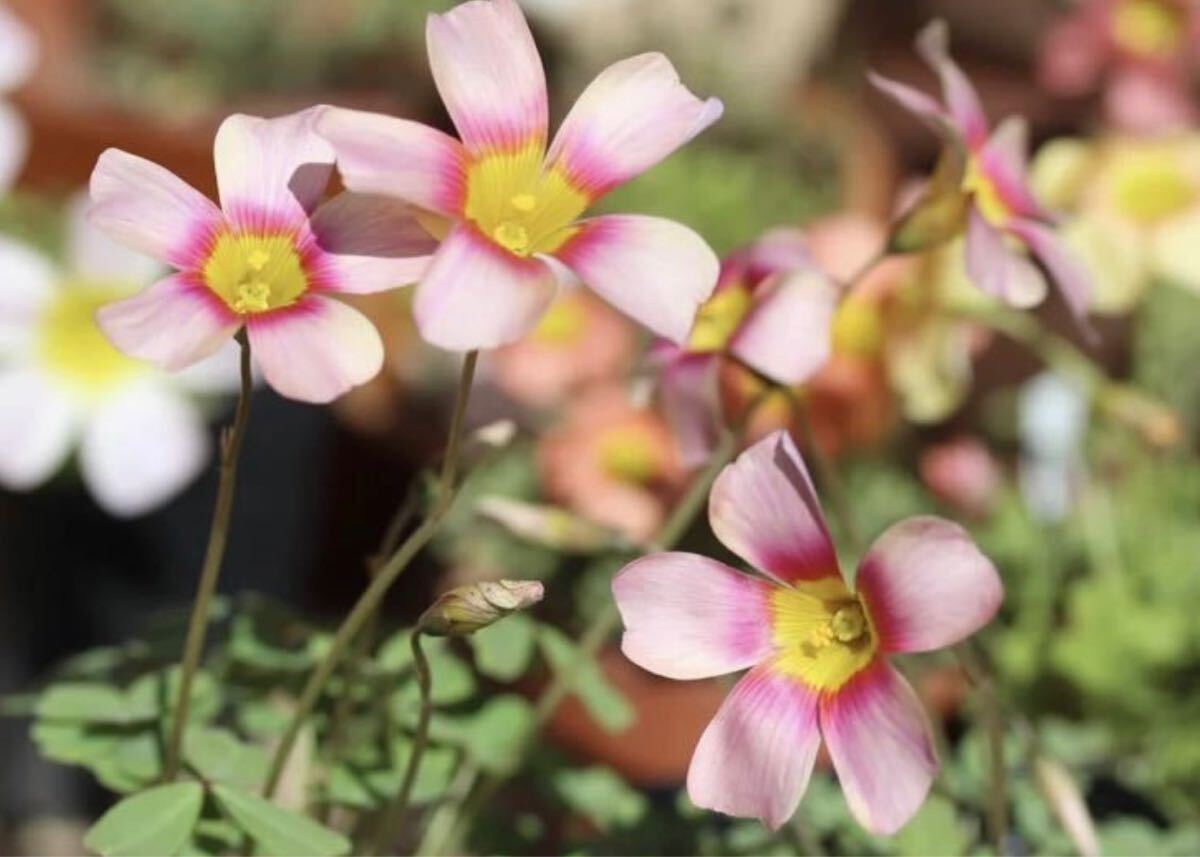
[708,430,839,585]
[687,664,821,831]
[246,295,383,404]
[414,224,557,350]
[867,71,952,138]
[426,0,548,155]
[978,117,1052,222]
[857,516,1002,653]
[546,53,722,199]
[658,353,721,470]
[820,660,937,835]
[310,193,437,293]
[555,214,719,344]
[1008,218,1094,332]
[916,20,988,148]
[965,208,1047,308]
[613,552,775,681]
[730,269,836,386]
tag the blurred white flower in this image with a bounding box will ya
[0,195,238,517]
[1018,371,1087,523]
[0,3,36,191]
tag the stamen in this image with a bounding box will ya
[831,604,866,643]
[493,222,531,256]
[233,281,271,313]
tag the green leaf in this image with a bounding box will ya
[469,613,537,682]
[84,781,203,857]
[212,783,350,857]
[32,721,116,766]
[127,668,221,724]
[37,683,153,725]
[184,727,270,790]
[460,695,534,774]
[538,626,633,733]
[894,794,971,856]
[552,765,647,832]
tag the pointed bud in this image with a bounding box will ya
[1098,385,1182,450]
[477,496,626,553]
[1034,756,1099,857]
[419,580,544,637]
[888,144,970,254]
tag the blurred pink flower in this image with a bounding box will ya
[919,436,1003,518]
[655,228,838,466]
[536,385,684,544]
[613,430,1002,832]
[872,22,1094,329]
[88,107,435,403]
[319,0,721,352]
[489,287,635,408]
[1038,0,1200,134]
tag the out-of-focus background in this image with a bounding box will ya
[3,1,1200,855]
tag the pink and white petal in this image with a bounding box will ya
[965,207,1047,308]
[0,100,28,194]
[64,193,161,285]
[916,20,989,148]
[414,223,557,350]
[1008,218,1094,331]
[821,660,938,836]
[175,340,247,395]
[0,367,77,491]
[978,117,1053,222]
[426,0,548,155]
[708,429,839,585]
[96,273,240,372]
[856,516,1002,653]
[687,663,821,831]
[613,552,775,680]
[214,108,334,229]
[79,383,209,517]
[555,215,718,344]
[309,192,437,293]
[89,149,224,269]
[316,107,467,217]
[659,353,721,470]
[730,269,836,386]
[246,295,383,404]
[867,71,953,138]
[546,53,723,198]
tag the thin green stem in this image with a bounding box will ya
[162,332,253,782]
[958,641,1009,855]
[262,350,479,799]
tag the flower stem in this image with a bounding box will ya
[958,641,1009,855]
[261,350,479,799]
[162,331,253,782]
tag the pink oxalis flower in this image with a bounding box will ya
[318,0,722,351]
[612,430,1003,833]
[655,228,837,468]
[871,22,1094,328]
[88,107,436,403]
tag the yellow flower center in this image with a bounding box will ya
[464,142,590,257]
[597,425,661,485]
[687,284,752,352]
[531,294,588,344]
[769,579,877,691]
[1109,145,1196,224]
[39,282,145,394]
[831,296,884,357]
[962,157,1013,227]
[203,232,309,315]
[1112,0,1183,57]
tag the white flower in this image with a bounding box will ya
[0,4,37,192]
[0,195,238,517]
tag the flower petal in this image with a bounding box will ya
[214,108,334,229]
[0,235,54,328]
[730,269,837,386]
[309,193,437,294]
[426,0,548,155]
[965,207,1047,308]
[0,100,28,193]
[96,273,240,371]
[708,430,839,585]
[820,660,938,835]
[546,53,723,198]
[857,516,1002,653]
[977,117,1052,221]
[317,107,467,217]
[658,352,721,469]
[0,367,76,490]
[89,148,224,269]
[79,383,209,517]
[916,20,988,148]
[867,71,952,137]
[555,214,718,344]
[65,193,162,284]
[414,223,557,350]
[687,664,821,831]
[0,4,36,91]
[246,295,383,404]
[1008,217,1094,330]
[613,552,775,680]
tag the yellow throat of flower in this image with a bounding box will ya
[769,578,877,691]
[39,282,144,394]
[464,143,589,257]
[203,232,308,315]
[1112,0,1184,58]
[1108,144,1196,224]
[687,284,752,352]
[597,425,661,485]
[962,157,1013,227]
[531,293,588,344]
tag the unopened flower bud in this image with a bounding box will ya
[419,580,544,637]
[1034,756,1099,857]
[888,145,970,254]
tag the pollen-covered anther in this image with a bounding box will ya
[493,221,531,255]
[831,603,867,643]
[233,280,271,313]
